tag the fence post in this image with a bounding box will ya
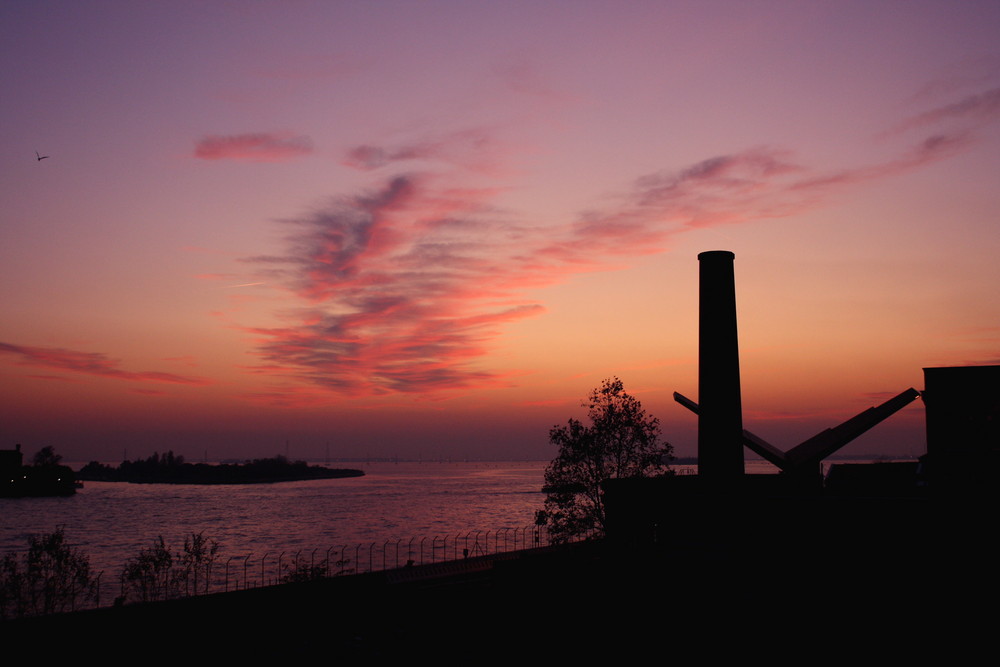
[225,556,237,592]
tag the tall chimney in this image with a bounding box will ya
[698,250,744,484]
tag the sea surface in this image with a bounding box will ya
[1,461,549,582]
[2,458,881,603]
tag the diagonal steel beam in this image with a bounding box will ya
[674,391,788,468]
[673,388,921,472]
[782,388,921,468]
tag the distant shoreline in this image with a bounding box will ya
[77,455,364,485]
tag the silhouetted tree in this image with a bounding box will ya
[121,536,174,602]
[31,445,62,467]
[121,533,222,602]
[177,532,219,595]
[0,528,96,618]
[538,378,671,542]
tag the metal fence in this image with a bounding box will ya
[218,525,557,592]
[2,524,594,619]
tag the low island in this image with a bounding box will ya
[77,452,364,485]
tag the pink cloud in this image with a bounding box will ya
[891,86,1000,135]
[26,374,85,383]
[163,355,200,368]
[0,343,210,385]
[231,85,993,401]
[246,151,799,397]
[494,60,575,104]
[341,127,507,175]
[194,133,313,162]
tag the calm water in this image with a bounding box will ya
[0,461,547,579]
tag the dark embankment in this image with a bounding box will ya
[7,498,995,661]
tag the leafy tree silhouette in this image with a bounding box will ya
[0,528,96,618]
[121,532,220,602]
[122,536,174,603]
[31,445,62,467]
[538,378,671,542]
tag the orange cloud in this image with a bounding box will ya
[0,343,209,385]
[194,133,313,162]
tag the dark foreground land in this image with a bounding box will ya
[6,496,997,661]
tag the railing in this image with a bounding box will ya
[216,525,562,591]
[1,524,597,619]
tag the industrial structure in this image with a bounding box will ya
[604,251,998,540]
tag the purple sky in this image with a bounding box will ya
[2,1,999,462]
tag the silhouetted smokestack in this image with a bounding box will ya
[698,251,744,484]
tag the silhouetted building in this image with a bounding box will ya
[1,443,77,497]
[824,460,922,497]
[1,444,25,497]
[923,364,1000,496]
[0,443,23,472]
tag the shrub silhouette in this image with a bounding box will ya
[0,527,96,618]
[120,532,220,603]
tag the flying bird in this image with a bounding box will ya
[35,151,49,161]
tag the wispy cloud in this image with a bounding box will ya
[493,60,575,103]
[239,172,548,395]
[26,374,85,383]
[131,388,168,396]
[237,151,811,397]
[341,127,506,175]
[787,132,971,194]
[890,86,1000,135]
[235,84,997,400]
[0,343,209,385]
[194,133,313,162]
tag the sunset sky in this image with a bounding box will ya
[2,1,998,463]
